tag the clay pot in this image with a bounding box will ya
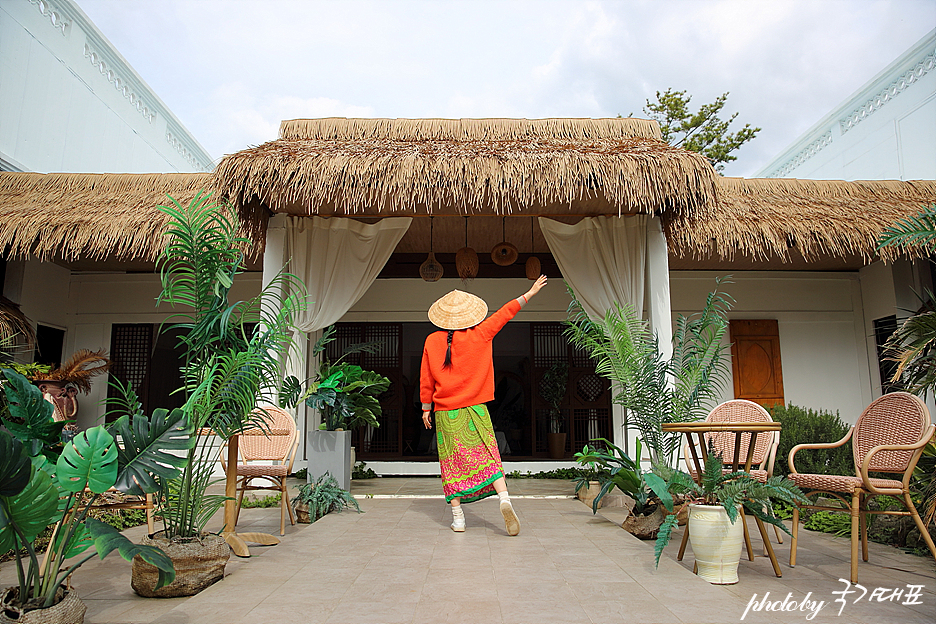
[131,533,230,598]
[0,586,85,624]
[576,481,603,510]
[295,502,312,524]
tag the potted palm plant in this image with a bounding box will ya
[538,360,568,459]
[114,193,306,597]
[0,369,189,623]
[280,326,390,491]
[563,279,734,469]
[652,448,808,584]
[575,438,677,539]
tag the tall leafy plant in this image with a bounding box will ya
[539,360,569,434]
[280,325,389,431]
[876,203,936,527]
[0,369,189,614]
[112,193,306,540]
[564,279,733,467]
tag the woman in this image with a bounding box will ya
[421,275,548,535]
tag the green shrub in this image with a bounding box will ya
[292,468,308,480]
[770,403,853,477]
[804,510,854,536]
[505,468,582,480]
[352,461,378,479]
[240,493,282,509]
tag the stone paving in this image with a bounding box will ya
[1,477,933,623]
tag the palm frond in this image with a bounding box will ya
[877,204,936,253]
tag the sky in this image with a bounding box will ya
[77,0,935,177]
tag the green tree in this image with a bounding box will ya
[636,88,760,172]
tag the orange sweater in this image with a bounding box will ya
[420,299,523,411]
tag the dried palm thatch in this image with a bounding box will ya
[215,118,717,220]
[666,178,936,262]
[0,296,35,350]
[0,172,260,262]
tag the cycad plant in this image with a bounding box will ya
[108,192,306,539]
[652,447,808,567]
[291,472,361,522]
[564,279,733,467]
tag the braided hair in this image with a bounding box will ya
[443,330,455,369]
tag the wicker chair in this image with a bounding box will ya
[678,400,783,565]
[788,392,936,582]
[220,405,299,536]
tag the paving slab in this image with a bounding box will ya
[1,477,933,624]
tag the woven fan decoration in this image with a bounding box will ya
[455,216,478,283]
[491,217,518,266]
[525,216,540,279]
[419,216,443,282]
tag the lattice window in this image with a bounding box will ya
[575,373,604,403]
[107,324,154,419]
[533,324,567,367]
[362,325,401,368]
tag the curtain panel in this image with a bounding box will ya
[538,215,672,360]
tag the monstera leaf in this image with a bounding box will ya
[107,408,194,495]
[0,431,30,497]
[0,463,59,552]
[56,427,118,494]
[85,517,176,589]
[2,369,66,458]
[52,520,93,559]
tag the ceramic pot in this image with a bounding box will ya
[546,432,566,459]
[0,586,85,624]
[688,504,744,584]
[577,481,603,510]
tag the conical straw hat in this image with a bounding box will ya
[428,290,488,330]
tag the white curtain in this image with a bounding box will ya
[286,216,412,332]
[538,215,672,359]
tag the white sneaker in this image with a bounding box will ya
[451,516,466,532]
[500,499,520,536]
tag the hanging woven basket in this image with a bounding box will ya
[491,242,518,266]
[455,247,478,281]
[420,252,444,282]
[525,256,541,280]
[420,217,444,282]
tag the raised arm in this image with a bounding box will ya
[519,275,548,306]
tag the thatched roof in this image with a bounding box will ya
[0,172,217,261]
[215,117,718,220]
[666,177,936,262]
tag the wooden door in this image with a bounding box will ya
[729,320,784,409]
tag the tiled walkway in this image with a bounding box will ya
[1,478,933,623]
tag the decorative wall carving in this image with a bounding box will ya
[29,0,70,36]
[166,131,207,172]
[766,131,833,178]
[83,43,156,123]
[839,50,936,134]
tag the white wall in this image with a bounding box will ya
[12,267,264,427]
[671,271,872,423]
[758,30,935,181]
[0,0,212,173]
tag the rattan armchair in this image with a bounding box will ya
[220,405,299,536]
[788,392,936,582]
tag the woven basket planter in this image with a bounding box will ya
[0,586,85,624]
[131,533,230,598]
[621,505,666,540]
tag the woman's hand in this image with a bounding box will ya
[524,275,548,299]
[422,410,432,429]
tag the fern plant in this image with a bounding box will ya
[651,447,808,567]
[291,473,361,522]
[564,278,734,467]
